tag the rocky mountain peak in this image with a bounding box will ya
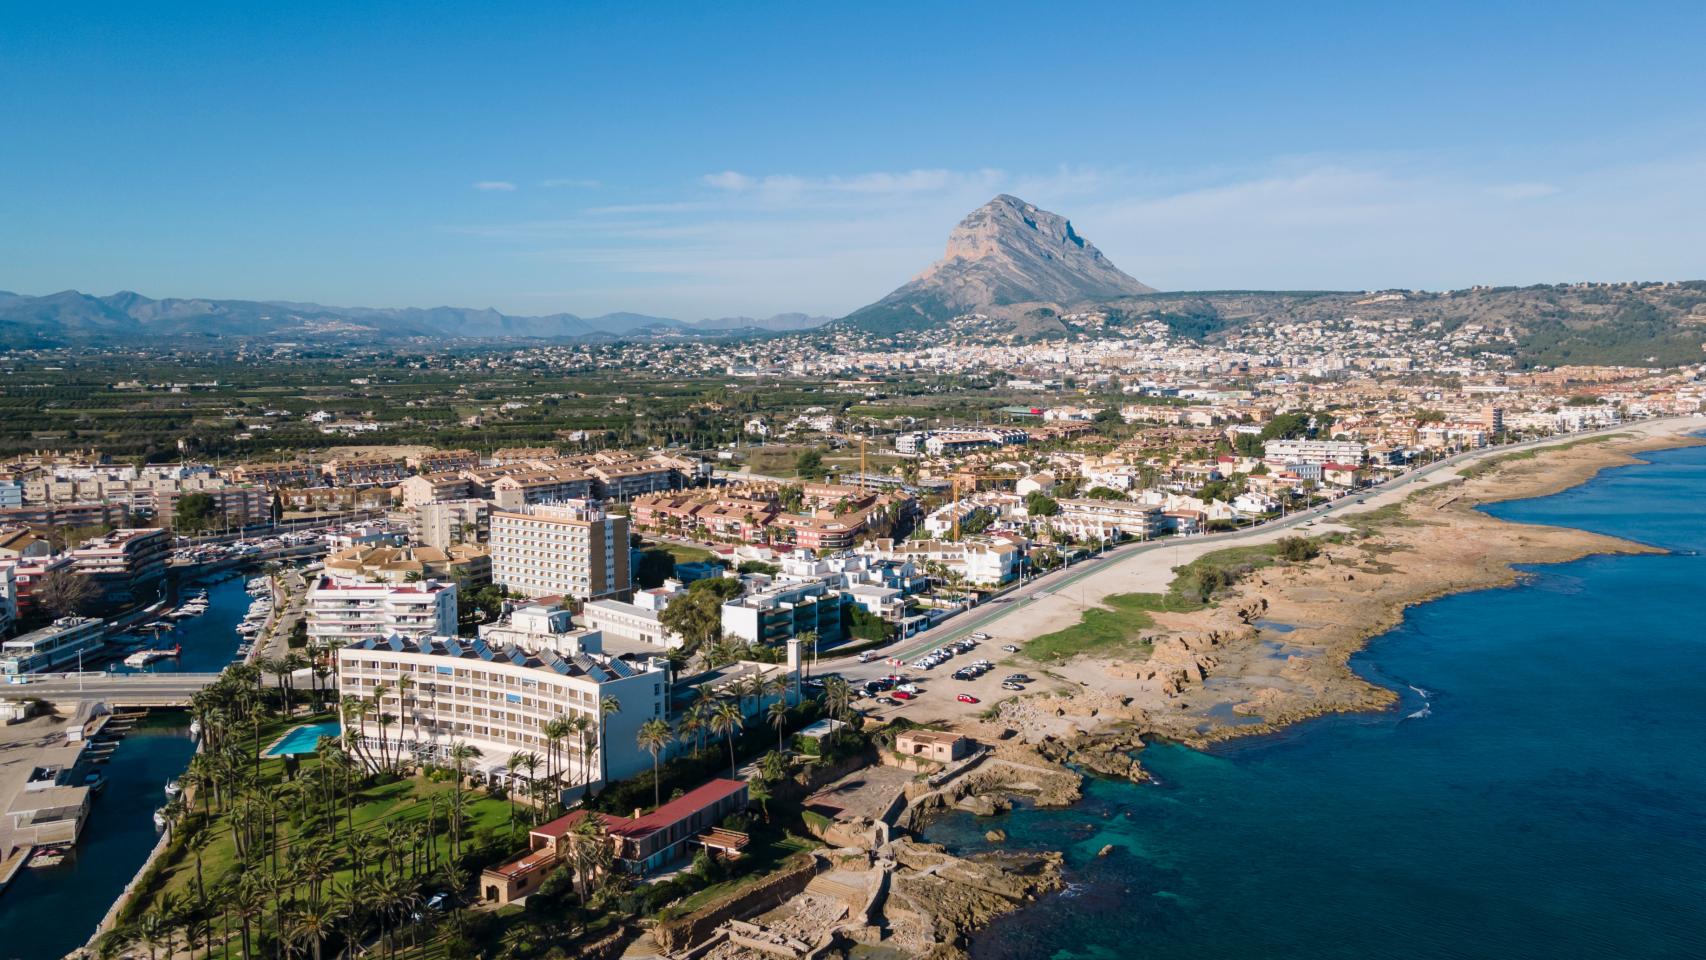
[841,195,1153,332]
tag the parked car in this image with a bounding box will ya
[877,696,900,706]
[858,652,877,663]
[891,690,915,700]
[957,694,980,704]
[1001,681,1026,691]
[1001,644,1020,653]
[896,683,920,694]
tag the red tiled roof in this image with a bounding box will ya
[532,778,747,843]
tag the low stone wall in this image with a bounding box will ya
[652,853,820,954]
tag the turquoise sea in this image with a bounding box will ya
[926,441,1706,960]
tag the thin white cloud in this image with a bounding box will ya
[1485,182,1562,200]
[472,181,517,192]
[443,154,1706,317]
[541,178,599,189]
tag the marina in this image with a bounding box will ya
[0,572,263,957]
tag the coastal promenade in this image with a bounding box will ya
[825,416,1701,673]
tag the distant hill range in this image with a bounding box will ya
[5,192,1704,367]
[0,289,831,348]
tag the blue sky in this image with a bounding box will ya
[4,1,1705,318]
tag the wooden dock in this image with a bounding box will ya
[0,845,28,896]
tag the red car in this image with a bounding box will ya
[957,694,980,704]
[891,690,915,700]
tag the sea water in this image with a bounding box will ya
[926,442,1706,960]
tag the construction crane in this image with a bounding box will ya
[947,470,1021,540]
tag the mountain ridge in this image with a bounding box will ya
[0,290,832,346]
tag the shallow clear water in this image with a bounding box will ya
[926,442,1706,960]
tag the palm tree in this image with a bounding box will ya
[518,751,544,820]
[231,873,267,960]
[543,715,572,788]
[710,700,744,777]
[289,900,344,960]
[767,699,790,753]
[448,741,481,862]
[596,696,622,786]
[635,718,672,808]
[677,702,705,758]
[822,676,852,724]
[566,714,592,789]
[504,752,527,834]
[798,630,819,679]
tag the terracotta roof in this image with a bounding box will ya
[533,778,746,842]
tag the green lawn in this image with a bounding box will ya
[659,542,714,564]
[1023,592,1201,663]
[139,714,518,919]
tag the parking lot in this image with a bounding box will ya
[822,633,1053,726]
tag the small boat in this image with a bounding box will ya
[164,779,181,799]
[27,845,71,868]
[125,645,182,668]
[188,719,202,740]
[153,808,169,829]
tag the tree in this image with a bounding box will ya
[710,700,744,777]
[37,569,98,618]
[767,700,790,753]
[636,718,672,808]
[1024,492,1060,517]
[597,696,622,785]
[1277,536,1321,562]
[174,492,219,532]
[794,449,826,481]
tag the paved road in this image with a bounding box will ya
[8,672,226,706]
[820,417,1691,681]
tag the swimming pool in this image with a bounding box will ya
[266,721,340,756]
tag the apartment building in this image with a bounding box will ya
[0,479,22,509]
[407,449,481,474]
[0,501,130,530]
[720,579,848,646]
[411,498,488,550]
[1053,499,1167,541]
[323,544,490,586]
[580,581,687,649]
[305,576,458,647]
[398,473,472,507]
[490,501,630,601]
[857,537,1023,587]
[154,478,271,529]
[334,631,668,785]
[0,565,15,638]
[489,469,594,510]
[1262,438,1368,465]
[69,528,170,609]
[585,460,679,499]
[227,461,320,489]
[321,456,410,487]
[2,616,106,675]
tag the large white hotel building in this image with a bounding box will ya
[490,501,631,601]
[335,604,668,785]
